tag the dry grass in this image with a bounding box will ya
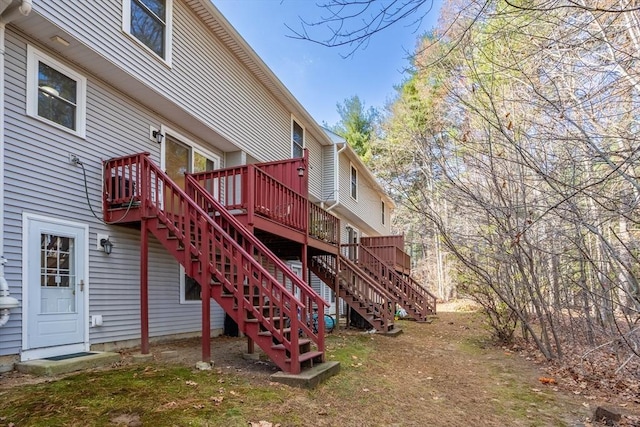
[0,304,621,426]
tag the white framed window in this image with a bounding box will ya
[350,164,358,200]
[381,200,386,225]
[179,266,201,303]
[291,117,304,158]
[123,0,173,64]
[26,46,87,138]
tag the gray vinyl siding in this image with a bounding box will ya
[0,32,224,356]
[337,154,390,237]
[33,0,297,162]
[306,132,323,200]
[309,273,332,314]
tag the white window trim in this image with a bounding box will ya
[350,163,358,201]
[123,0,173,66]
[344,224,359,244]
[26,46,87,138]
[291,116,305,158]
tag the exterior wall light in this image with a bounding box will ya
[100,238,113,255]
[297,165,305,177]
[152,130,164,144]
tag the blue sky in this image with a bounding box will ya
[212,0,443,126]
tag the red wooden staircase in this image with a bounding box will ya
[104,153,327,374]
[309,255,396,333]
[349,244,437,321]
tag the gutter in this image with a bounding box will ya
[0,0,33,326]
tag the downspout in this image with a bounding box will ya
[0,0,31,23]
[0,0,33,326]
[325,142,347,213]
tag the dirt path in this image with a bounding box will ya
[147,303,633,426]
[2,303,637,426]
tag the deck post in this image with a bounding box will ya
[141,219,149,354]
[201,273,211,362]
[246,166,255,226]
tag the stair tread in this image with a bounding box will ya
[258,328,291,337]
[245,316,284,323]
[286,350,324,363]
[271,338,311,351]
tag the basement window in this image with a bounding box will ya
[180,267,201,303]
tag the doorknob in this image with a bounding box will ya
[79,280,85,292]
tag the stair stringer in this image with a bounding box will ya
[355,244,436,320]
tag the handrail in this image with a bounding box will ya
[186,174,327,341]
[311,254,394,331]
[360,239,411,272]
[308,202,340,245]
[407,275,437,315]
[346,243,436,316]
[104,153,327,371]
[190,166,308,233]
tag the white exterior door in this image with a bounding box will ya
[23,215,88,360]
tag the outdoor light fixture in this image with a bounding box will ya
[100,238,113,255]
[152,130,164,144]
[297,165,305,177]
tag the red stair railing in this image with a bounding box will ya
[360,236,411,273]
[186,173,326,341]
[351,244,437,318]
[310,254,395,332]
[190,166,308,233]
[308,203,340,245]
[104,153,327,374]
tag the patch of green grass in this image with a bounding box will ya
[324,333,373,364]
[0,365,301,427]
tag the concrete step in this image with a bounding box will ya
[16,352,121,376]
[270,361,340,389]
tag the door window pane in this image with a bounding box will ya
[40,234,76,313]
[165,136,189,189]
[194,151,215,173]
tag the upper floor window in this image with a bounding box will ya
[381,200,386,225]
[292,119,304,158]
[26,46,87,138]
[124,0,173,62]
[350,164,358,200]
